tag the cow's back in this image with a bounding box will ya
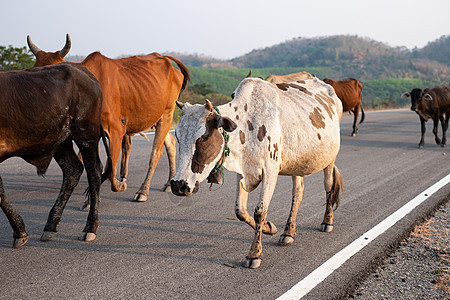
[0,63,101,162]
[324,78,362,111]
[81,52,184,133]
[266,71,313,84]
[228,78,342,177]
[426,86,450,113]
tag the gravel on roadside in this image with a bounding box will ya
[348,201,449,300]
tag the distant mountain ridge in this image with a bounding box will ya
[160,34,449,82]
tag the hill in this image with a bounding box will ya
[166,35,449,113]
[65,35,449,115]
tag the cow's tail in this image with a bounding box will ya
[165,55,191,93]
[100,123,112,184]
[331,166,344,210]
[359,104,365,124]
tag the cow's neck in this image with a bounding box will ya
[215,101,245,175]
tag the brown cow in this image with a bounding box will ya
[28,34,190,202]
[0,63,111,248]
[323,78,365,136]
[265,71,313,84]
[401,86,450,148]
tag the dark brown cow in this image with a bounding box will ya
[28,34,190,202]
[0,63,111,248]
[401,86,450,148]
[323,78,365,136]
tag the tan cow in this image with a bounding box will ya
[265,71,313,84]
[171,77,343,268]
[27,34,190,202]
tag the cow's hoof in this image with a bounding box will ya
[320,223,334,232]
[441,143,446,148]
[162,182,172,192]
[80,232,96,242]
[133,193,148,202]
[13,235,29,248]
[80,202,90,211]
[112,180,127,192]
[263,221,277,235]
[243,257,262,269]
[418,144,424,149]
[40,231,57,241]
[278,234,295,246]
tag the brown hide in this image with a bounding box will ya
[322,78,363,112]
[0,63,109,247]
[323,78,364,136]
[265,71,313,84]
[29,35,190,198]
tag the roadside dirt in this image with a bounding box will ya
[348,201,449,299]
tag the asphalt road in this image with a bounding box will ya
[1,109,449,299]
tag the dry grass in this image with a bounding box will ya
[411,216,450,294]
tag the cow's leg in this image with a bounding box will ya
[235,174,277,235]
[0,176,29,248]
[162,132,177,192]
[321,163,343,232]
[351,106,360,136]
[417,116,426,148]
[41,141,84,242]
[440,115,449,147]
[77,140,102,242]
[433,117,441,145]
[134,112,173,202]
[278,176,304,246]
[108,126,127,192]
[243,170,278,269]
[120,134,132,182]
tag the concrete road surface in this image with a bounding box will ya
[1,109,449,299]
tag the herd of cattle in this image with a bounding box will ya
[0,34,449,268]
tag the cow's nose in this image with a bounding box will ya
[170,179,191,196]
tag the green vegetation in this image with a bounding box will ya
[177,34,449,111]
[3,34,449,116]
[0,45,35,71]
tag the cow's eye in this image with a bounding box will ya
[201,134,209,142]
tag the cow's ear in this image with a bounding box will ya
[423,93,433,101]
[401,92,410,98]
[218,116,237,132]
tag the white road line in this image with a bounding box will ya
[277,173,450,300]
[140,129,175,136]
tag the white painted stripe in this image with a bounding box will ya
[141,129,175,136]
[277,173,450,300]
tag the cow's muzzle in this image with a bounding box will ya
[170,179,193,196]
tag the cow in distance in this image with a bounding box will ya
[323,78,364,136]
[401,86,450,148]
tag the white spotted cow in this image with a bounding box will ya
[171,77,344,269]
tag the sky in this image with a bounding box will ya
[1,0,449,60]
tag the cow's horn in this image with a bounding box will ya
[423,93,433,101]
[246,70,252,78]
[59,34,71,58]
[176,100,184,109]
[205,99,214,111]
[27,35,42,56]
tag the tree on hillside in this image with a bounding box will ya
[0,46,35,71]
